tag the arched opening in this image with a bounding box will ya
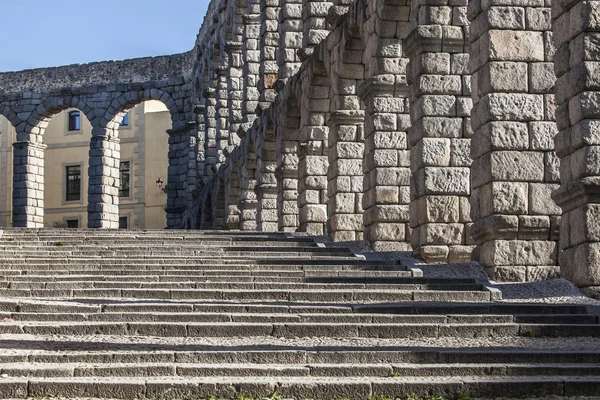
[0,114,16,227]
[8,97,172,230]
[41,107,92,228]
[108,100,171,229]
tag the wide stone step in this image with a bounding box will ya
[2,274,444,284]
[0,321,599,337]
[0,258,384,267]
[2,311,596,325]
[0,270,415,279]
[0,281,483,292]
[0,254,365,262]
[2,300,588,315]
[1,376,599,399]
[0,248,352,257]
[3,349,600,365]
[2,361,600,379]
[0,288,492,302]
[0,264,397,272]
[354,302,591,315]
[0,238,317,246]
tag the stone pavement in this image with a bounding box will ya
[0,229,598,399]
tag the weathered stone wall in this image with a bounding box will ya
[0,53,193,94]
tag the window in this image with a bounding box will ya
[68,111,80,131]
[66,165,81,201]
[65,219,79,228]
[119,216,128,229]
[121,112,129,127]
[119,161,130,198]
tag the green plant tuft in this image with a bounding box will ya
[457,390,471,400]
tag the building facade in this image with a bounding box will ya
[0,101,171,229]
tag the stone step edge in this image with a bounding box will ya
[1,322,600,338]
[1,362,600,380]
[1,300,590,313]
[1,312,595,325]
[3,349,600,363]
[2,376,600,400]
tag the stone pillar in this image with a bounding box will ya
[260,0,281,103]
[166,128,188,229]
[298,138,328,235]
[298,69,330,235]
[257,125,279,231]
[301,0,332,58]
[552,0,600,289]
[242,12,262,126]
[278,0,303,79]
[213,178,227,229]
[203,87,218,177]
[257,182,278,231]
[216,66,231,164]
[195,105,207,183]
[327,110,365,241]
[88,133,120,229]
[224,159,242,230]
[360,75,411,251]
[405,0,473,262]
[186,122,199,229]
[12,141,45,228]
[226,42,244,140]
[469,0,559,281]
[276,157,299,232]
[239,151,259,230]
[276,101,301,232]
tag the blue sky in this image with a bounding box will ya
[0,0,210,72]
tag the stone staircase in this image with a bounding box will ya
[0,229,598,399]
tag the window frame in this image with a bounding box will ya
[67,110,81,133]
[119,159,132,199]
[119,215,129,229]
[63,162,84,204]
[119,111,131,131]
[64,217,80,229]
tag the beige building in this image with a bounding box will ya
[0,101,171,229]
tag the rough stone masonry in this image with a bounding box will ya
[0,0,598,291]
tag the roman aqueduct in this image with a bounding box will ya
[0,0,597,289]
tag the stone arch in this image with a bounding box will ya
[0,104,21,131]
[104,89,181,133]
[24,97,94,143]
[10,98,95,228]
[97,91,182,230]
